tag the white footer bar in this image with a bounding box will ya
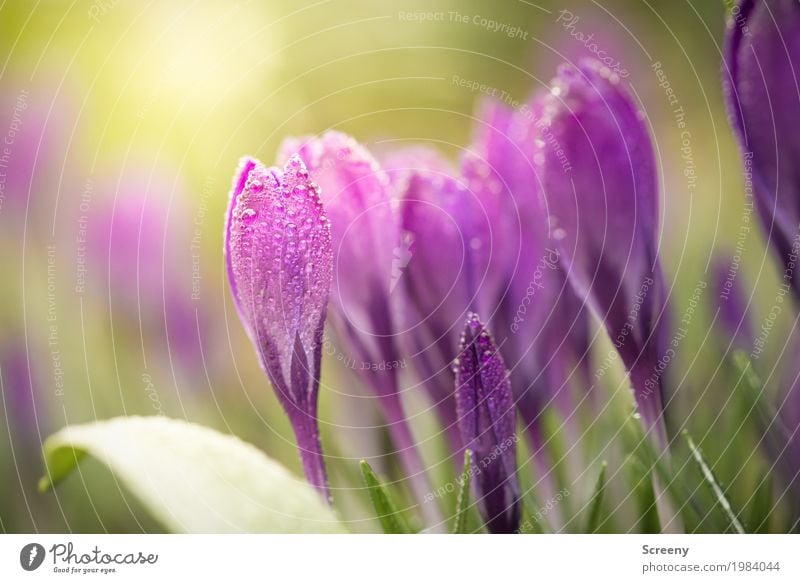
[0,534,796,582]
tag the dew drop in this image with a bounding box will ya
[240,208,257,225]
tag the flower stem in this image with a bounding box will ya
[290,410,331,503]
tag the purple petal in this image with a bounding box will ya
[395,167,492,449]
[380,146,455,183]
[280,132,398,342]
[454,313,521,533]
[724,0,800,297]
[225,154,333,497]
[225,157,257,325]
[537,60,669,433]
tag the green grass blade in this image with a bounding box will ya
[732,351,789,445]
[451,450,473,534]
[359,460,412,534]
[748,475,773,533]
[585,461,608,533]
[620,412,710,531]
[683,431,746,533]
[627,454,661,533]
[540,409,572,517]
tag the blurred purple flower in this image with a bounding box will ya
[454,313,521,533]
[225,155,333,498]
[280,132,437,514]
[90,168,208,378]
[724,0,800,298]
[536,61,669,440]
[711,257,753,352]
[0,346,42,445]
[0,82,71,221]
[385,99,592,465]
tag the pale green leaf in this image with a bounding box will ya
[586,461,608,533]
[40,416,346,533]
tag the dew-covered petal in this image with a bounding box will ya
[224,154,333,496]
[224,157,257,325]
[393,167,493,446]
[454,313,521,534]
[280,132,398,340]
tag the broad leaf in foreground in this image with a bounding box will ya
[40,416,346,533]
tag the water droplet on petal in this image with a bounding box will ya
[241,208,257,225]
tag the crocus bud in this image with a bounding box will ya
[724,0,800,298]
[454,313,521,533]
[225,154,333,498]
[537,61,669,439]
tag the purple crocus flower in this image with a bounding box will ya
[454,313,521,533]
[380,100,593,479]
[388,151,492,451]
[279,132,437,515]
[536,60,669,440]
[723,0,800,298]
[465,97,592,434]
[225,154,333,498]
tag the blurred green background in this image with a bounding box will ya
[0,0,793,533]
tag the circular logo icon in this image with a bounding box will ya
[19,543,46,571]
